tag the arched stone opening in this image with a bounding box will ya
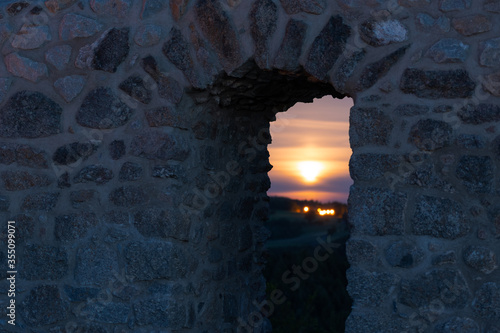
[0,0,498,332]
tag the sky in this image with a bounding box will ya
[267,96,353,203]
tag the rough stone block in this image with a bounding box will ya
[279,0,326,14]
[20,285,68,327]
[426,38,469,63]
[396,104,430,116]
[346,239,378,264]
[348,186,407,235]
[456,156,493,193]
[357,45,409,90]
[409,119,453,151]
[452,15,491,36]
[130,131,190,161]
[415,13,450,32]
[4,53,48,82]
[400,68,475,99]
[134,208,190,241]
[109,186,148,206]
[73,165,113,185]
[134,24,162,47]
[273,19,307,72]
[145,106,188,129]
[21,192,59,211]
[345,312,410,333]
[463,245,498,274]
[89,0,132,18]
[119,162,142,181]
[360,19,408,46]
[54,75,86,102]
[195,0,241,70]
[435,317,479,333]
[52,142,97,165]
[349,107,393,147]
[0,91,61,138]
[78,302,130,324]
[21,244,68,280]
[63,285,100,302]
[2,171,51,191]
[347,268,399,306]
[75,243,119,287]
[59,13,102,41]
[125,241,198,281]
[11,24,51,50]
[109,140,126,160]
[458,104,500,124]
[134,299,186,328]
[349,153,400,181]
[412,195,469,239]
[439,0,471,11]
[472,282,500,319]
[250,0,278,69]
[54,212,98,241]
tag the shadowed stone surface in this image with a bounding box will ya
[55,212,98,241]
[20,285,68,327]
[76,87,133,129]
[274,19,307,72]
[385,241,424,268]
[75,243,119,286]
[357,45,409,90]
[409,119,453,151]
[0,91,62,138]
[472,282,500,319]
[21,245,68,280]
[119,75,152,104]
[125,241,198,280]
[435,317,479,333]
[53,142,97,165]
[305,16,350,81]
[195,0,241,70]
[400,269,470,308]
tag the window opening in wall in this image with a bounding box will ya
[264,96,353,333]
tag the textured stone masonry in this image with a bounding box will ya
[0,0,499,332]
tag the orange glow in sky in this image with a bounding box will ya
[267,96,353,203]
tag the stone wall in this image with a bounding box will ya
[0,0,498,332]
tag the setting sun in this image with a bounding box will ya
[297,161,324,183]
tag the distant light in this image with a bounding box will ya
[303,206,310,213]
[317,208,335,216]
